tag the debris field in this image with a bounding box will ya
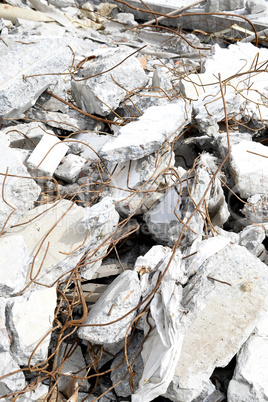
[0,0,268,401]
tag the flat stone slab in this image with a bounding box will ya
[169,243,268,401]
[0,37,72,119]
[100,100,191,163]
[2,197,119,285]
[7,286,57,366]
[0,235,29,296]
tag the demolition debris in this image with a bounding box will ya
[0,0,268,401]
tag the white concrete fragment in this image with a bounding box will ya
[6,286,57,366]
[78,270,141,345]
[0,235,29,296]
[0,352,26,396]
[71,48,148,116]
[0,37,72,118]
[28,108,100,133]
[184,236,232,278]
[0,143,41,232]
[246,0,267,13]
[188,43,268,134]
[73,132,111,161]
[228,330,268,401]
[26,133,69,178]
[2,197,119,285]
[167,243,268,401]
[228,306,268,401]
[100,100,191,163]
[242,193,268,224]
[193,79,242,137]
[229,140,268,198]
[239,224,267,258]
[1,122,47,149]
[55,154,87,183]
[103,148,175,216]
[145,153,229,247]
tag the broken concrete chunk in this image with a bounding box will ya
[0,38,72,119]
[168,243,268,401]
[145,153,229,247]
[100,99,191,163]
[229,140,268,199]
[0,143,41,232]
[6,286,57,366]
[78,270,141,345]
[228,310,268,401]
[55,154,87,183]
[239,224,267,258]
[246,0,267,14]
[71,48,148,116]
[2,197,118,286]
[103,147,175,216]
[28,108,99,133]
[1,122,47,149]
[241,193,268,224]
[0,235,29,296]
[72,132,109,161]
[193,81,242,137]
[215,131,252,159]
[26,132,69,178]
[0,352,26,396]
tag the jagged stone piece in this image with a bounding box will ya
[1,122,47,149]
[71,48,148,116]
[0,235,29,296]
[0,37,72,119]
[100,100,191,163]
[6,286,57,366]
[229,140,268,199]
[26,133,68,178]
[55,154,87,183]
[103,147,175,216]
[2,197,119,285]
[241,193,268,224]
[0,143,41,232]
[228,311,268,401]
[145,153,229,247]
[166,243,268,401]
[78,270,141,345]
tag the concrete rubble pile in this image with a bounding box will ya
[0,0,268,401]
